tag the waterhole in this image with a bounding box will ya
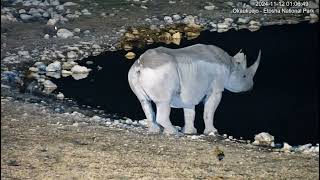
[51,22,319,145]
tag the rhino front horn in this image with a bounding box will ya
[248,50,261,75]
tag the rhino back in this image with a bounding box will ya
[139,44,232,69]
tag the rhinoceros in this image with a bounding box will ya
[128,44,261,135]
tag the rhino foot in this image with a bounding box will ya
[203,127,218,135]
[182,126,197,134]
[163,126,179,135]
[148,123,161,134]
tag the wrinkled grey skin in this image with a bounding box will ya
[128,44,261,135]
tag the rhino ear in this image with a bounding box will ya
[233,49,247,69]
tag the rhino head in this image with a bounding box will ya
[225,50,261,93]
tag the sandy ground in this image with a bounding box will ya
[1,93,319,179]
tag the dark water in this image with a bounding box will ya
[53,22,319,145]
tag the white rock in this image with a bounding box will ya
[83,30,90,34]
[71,65,90,74]
[71,111,84,117]
[249,20,261,26]
[182,15,197,25]
[62,70,72,77]
[63,2,78,6]
[34,62,46,70]
[224,18,234,24]
[204,5,215,10]
[164,16,173,24]
[138,119,148,126]
[217,23,229,29]
[249,0,258,6]
[67,51,77,59]
[297,143,312,152]
[47,18,58,26]
[67,46,80,51]
[28,8,38,14]
[237,17,250,24]
[253,132,274,146]
[281,142,292,152]
[248,25,260,32]
[56,5,64,11]
[43,80,57,93]
[50,0,60,6]
[57,92,64,100]
[57,28,74,39]
[92,44,101,49]
[24,1,32,6]
[225,1,234,7]
[72,74,88,80]
[42,12,49,18]
[46,61,61,72]
[301,146,318,154]
[20,14,33,21]
[46,72,61,79]
[29,67,39,72]
[73,28,81,33]
[114,120,120,124]
[209,22,217,28]
[18,9,26,14]
[310,13,318,20]
[125,119,133,124]
[81,9,91,15]
[66,14,79,19]
[172,14,181,20]
[190,135,200,140]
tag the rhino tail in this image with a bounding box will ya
[128,61,150,102]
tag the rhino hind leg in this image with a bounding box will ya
[155,102,178,135]
[140,100,161,133]
[203,92,222,135]
[128,66,160,133]
[182,107,197,134]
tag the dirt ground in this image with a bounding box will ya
[1,94,319,179]
[1,0,319,179]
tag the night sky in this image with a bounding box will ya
[53,22,319,145]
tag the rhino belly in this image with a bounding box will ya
[170,61,211,108]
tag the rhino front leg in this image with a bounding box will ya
[155,102,178,135]
[203,92,222,135]
[182,107,197,134]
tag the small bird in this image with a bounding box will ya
[213,146,225,161]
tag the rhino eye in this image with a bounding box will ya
[243,75,246,78]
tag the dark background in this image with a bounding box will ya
[53,22,319,145]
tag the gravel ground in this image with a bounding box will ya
[1,0,319,179]
[1,92,319,179]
